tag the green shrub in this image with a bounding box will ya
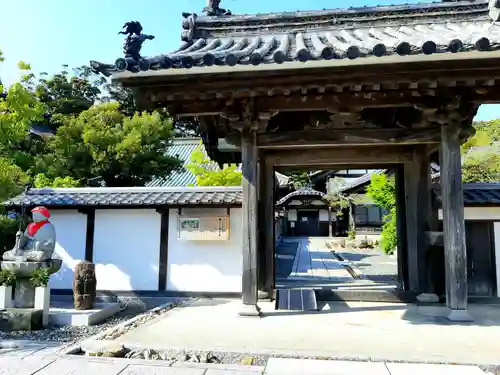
[0,269,16,286]
[30,268,50,287]
[379,208,397,255]
[0,214,19,253]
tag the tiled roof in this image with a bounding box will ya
[148,137,289,187]
[147,138,219,187]
[91,0,500,76]
[3,187,243,208]
[340,169,387,193]
[276,187,325,206]
[437,183,500,205]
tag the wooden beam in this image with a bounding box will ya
[257,128,442,149]
[84,210,95,263]
[239,129,262,317]
[157,209,170,292]
[267,146,414,167]
[440,124,472,321]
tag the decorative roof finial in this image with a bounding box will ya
[203,0,232,16]
[119,21,155,61]
[489,0,500,21]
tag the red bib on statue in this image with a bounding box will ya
[27,220,49,237]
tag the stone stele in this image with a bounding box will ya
[73,261,97,310]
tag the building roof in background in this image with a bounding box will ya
[339,169,387,194]
[94,0,500,78]
[438,183,500,205]
[148,137,290,188]
[146,138,217,187]
[3,187,243,208]
[276,187,326,207]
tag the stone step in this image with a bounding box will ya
[276,289,318,311]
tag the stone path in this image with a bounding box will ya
[277,238,353,283]
[332,246,398,285]
[0,341,490,374]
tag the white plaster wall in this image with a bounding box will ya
[288,209,297,221]
[49,210,87,290]
[93,209,161,291]
[319,209,329,221]
[166,208,242,293]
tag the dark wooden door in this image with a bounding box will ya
[296,210,319,236]
[465,221,496,297]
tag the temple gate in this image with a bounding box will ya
[91,0,500,320]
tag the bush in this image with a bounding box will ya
[30,268,50,287]
[0,269,16,286]
[366,174,397,255]
[0,214,19,254]
[380,208,397,255]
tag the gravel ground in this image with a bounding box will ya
[0,297,183,344]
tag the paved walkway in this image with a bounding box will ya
[276,238,354,285]
[114,299,500,366]
[0,341,490,374]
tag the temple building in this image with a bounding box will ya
[82,0,500,320]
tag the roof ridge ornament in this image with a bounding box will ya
[489,0,500,21]
[203,0,232,16]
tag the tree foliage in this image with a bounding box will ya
[366,174,397,255]
[460,119,500,182]
[38,102,182,187]
[33,173,80,188]
[186,144,242,186]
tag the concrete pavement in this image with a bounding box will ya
[0,351,491,374]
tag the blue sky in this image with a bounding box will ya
[1,0,497,120]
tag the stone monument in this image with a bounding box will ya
[73,261,97,310]
[1,206,62,308]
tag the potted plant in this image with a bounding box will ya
[0,268,16,309]
[31,268,50,326]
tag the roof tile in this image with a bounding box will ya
[90,1,500,75]
[3,187,243,208]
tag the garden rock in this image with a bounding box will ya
[81,339,127,357]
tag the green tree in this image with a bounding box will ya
[186,143,242,186]
[33,173,80,188]
[0,50,45,251]
[462,148,500,183]
[288,170,310,189]
[325,177,359,239]
[38,102,182,187]
[366,174,397,255]
[32,65,105,119]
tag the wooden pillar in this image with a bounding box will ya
[395,165,409,291]
[157,209,169,292]
[257,160,267,299]
[440,124,472,321]
[84,209,95,263]
[263,159,275,297]
[404,150,431,293]
[239,129,261,316]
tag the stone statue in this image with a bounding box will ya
[73,261,97,310]
[119,21,155,61]
[3,206,56,262]
[203,0,232,16]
